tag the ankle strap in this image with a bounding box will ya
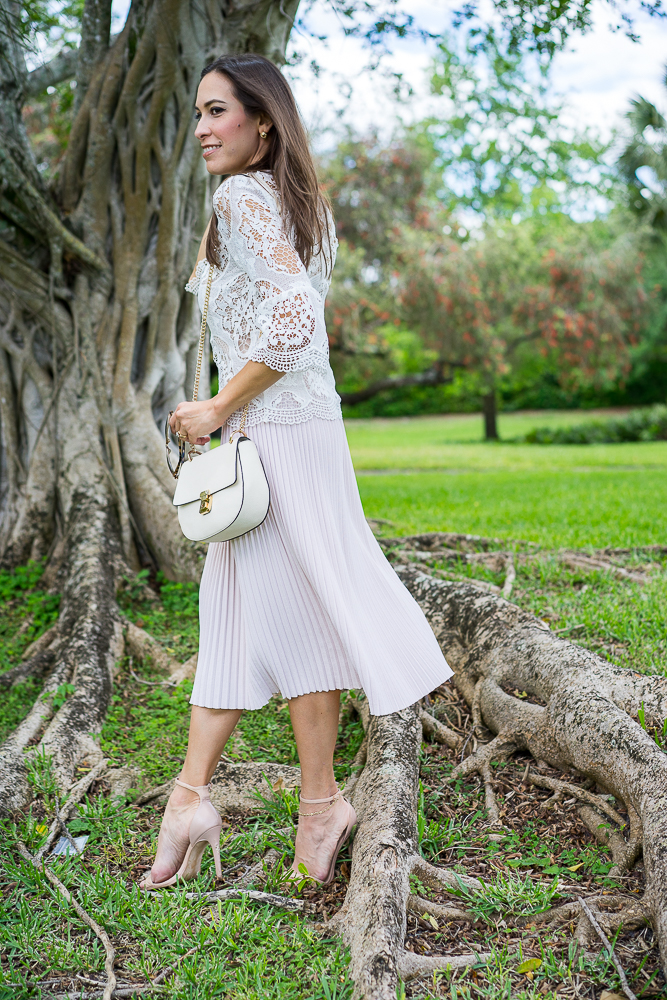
[299,789,339,804]
[175,778,210,794]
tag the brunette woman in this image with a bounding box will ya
[141,53,452,890]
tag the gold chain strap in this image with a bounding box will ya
[192,265,214,403]
[193,263,249,439]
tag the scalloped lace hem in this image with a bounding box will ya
[226,401,342,429]
[249,346,332,374]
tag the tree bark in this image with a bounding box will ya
[0,0,300,811]
[482,388,498,440]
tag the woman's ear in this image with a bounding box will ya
[258,119,273,138]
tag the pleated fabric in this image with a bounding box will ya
[192,418,453,716]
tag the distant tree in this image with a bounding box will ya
[619,67,667,233]
[395,220,645,438]
[427,34,614,226]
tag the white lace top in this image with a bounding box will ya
[185,171,341,429]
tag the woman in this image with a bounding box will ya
[142,53,452,890]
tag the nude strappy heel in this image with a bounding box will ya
[286,788,357,886]
[140,778,222,890]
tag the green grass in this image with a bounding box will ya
[0,560,61,742]
[345,410,667,546]
[345,409,667,470]
[356,468,667,547]
[1,785,354,1000]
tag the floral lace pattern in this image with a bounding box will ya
[185,172,340,428]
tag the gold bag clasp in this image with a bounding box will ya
[199,490,212,515]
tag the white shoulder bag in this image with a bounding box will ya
[165,265,270,543]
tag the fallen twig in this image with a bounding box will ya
[578,896,638,1000]
[151,944,200,986]
[18,842,116,1000]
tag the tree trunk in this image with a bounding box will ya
[0,0,299,811]
[482,388,498,440]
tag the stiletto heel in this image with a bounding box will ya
[285,788,357,887]
[140,778,223,890]
[208,831,222,879]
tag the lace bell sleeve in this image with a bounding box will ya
[228,175,328,373]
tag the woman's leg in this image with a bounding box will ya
[149,706,241,884]
[288,690,354,881]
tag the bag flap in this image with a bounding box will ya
[172,438,240,506]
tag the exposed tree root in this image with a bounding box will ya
[558,552,648,586]
[134,761,301,815]
[502,553,516,599]
[396,565,667,979]
[124,622,182,678]
[515,893,645,931]
[326,704,491,999]
[419,709,460,750]
[527,768,626,827]
[397,949,494,982]
[578,804,644,877]
[18,841,116,1000]
[0,490,125,815]
[185,887,316,914]
[5,535,667,998]
[0,624,61,689]
[407,894,475,924]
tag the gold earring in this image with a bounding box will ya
[260,131,268,138]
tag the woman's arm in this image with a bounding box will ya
[169,360,283,444]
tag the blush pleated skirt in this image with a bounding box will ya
[191,417,452,716]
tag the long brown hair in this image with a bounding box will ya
[201,54,332,273]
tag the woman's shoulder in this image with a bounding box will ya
[216,170,276,202]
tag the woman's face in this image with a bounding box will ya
[194,72,271,176]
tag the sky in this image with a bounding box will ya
[281,1,667,146]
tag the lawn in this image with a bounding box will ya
[346,410,667,547]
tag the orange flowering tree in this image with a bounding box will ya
[322,130,646,437]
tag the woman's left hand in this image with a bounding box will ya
[169,399,224,445]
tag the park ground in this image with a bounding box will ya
[1,408,666,999]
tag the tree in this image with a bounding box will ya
[395,218,645,438]
[323,128,644,437]
[428,34,613,226]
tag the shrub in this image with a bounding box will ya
[525,404,667,444]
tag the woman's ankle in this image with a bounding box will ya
[299,778,339,801]
[168,780,200,808]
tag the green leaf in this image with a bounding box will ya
[517,958,542,974]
